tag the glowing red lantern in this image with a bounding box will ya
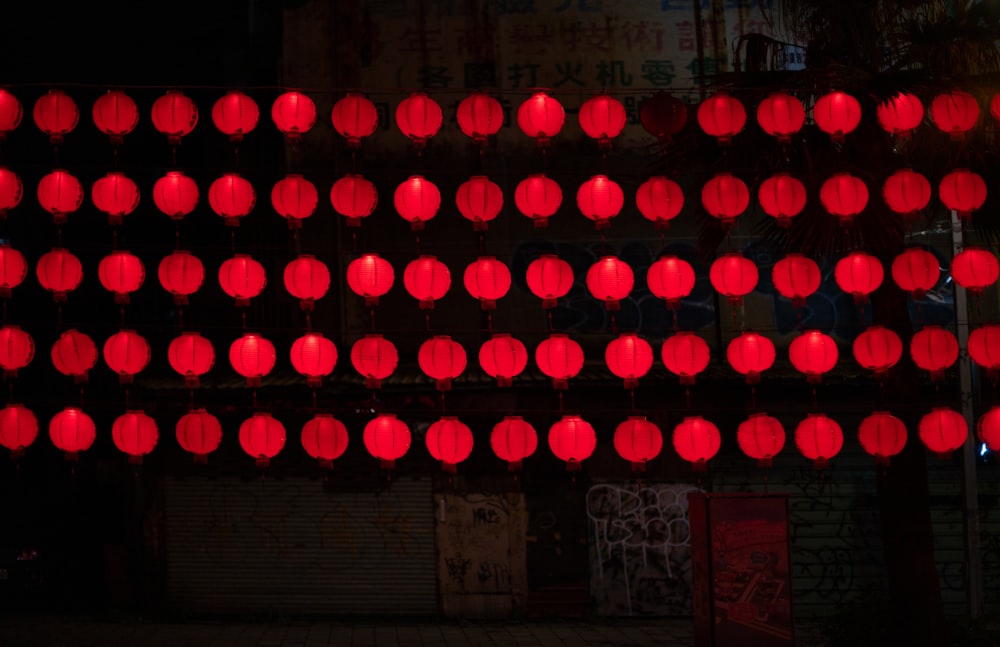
[697,92,745,144]
[456,176,503,230]
[158,250,205,305]
[812,91,861,141]
[549,415,596,471]
[614,416,663,471]
[218,254,267,307]
[661,332,710,385]
[577,175,624,230]
[514,174,562,228]
[876,92,924,138]
[919,407,967,458]
[168,332,215,387]
[229,333,276,387]
[978,405,1000,451]
[176,409,222,463]
[882,169,931,217]
[930,90,979,139]
[37,169,83,224]
[290,332,337,387]
[939,169,987,218]
[301,414,349,470]
[586,256,633,310]
[772,254,821,308]
[526,255,573,308]
[701,172,749,225]
[456,92,503,142]
[418,335,466,391]
[208,173,255,226]
[394,175,440,231]
[51,329,97,382]
[673,416,721,469]
[647,256,695,308]
[578,93,626,148]
[464,256,511,310]
[363,413,410,469]
[151,91,198,144]
[350,334,398,389]
[239,413,286,467]
[271,91,316,140]
[0,90,22,139]
[36,247,83,302]
[795,413,843,469]
[853,325,903,378]
[479,333,528,387]
[92,172,139,225]
[49,407,96,460]
[331,174,378,226]
[283,254,330,310]
[758,173,806,227]
[859,411,907,465]
[952,247,1000,294]
[891,247,939,299]
[33,90,78,143]
[103,329,150,384]
[709,252,757,306]
[491,416,537,470]
[967,323,1000,379]
[605,333,653,388]
[640,91,687,143]
[92,90,138,143]
[834,252,884,305]
[727,331,776,384]
[789,330,838,384]
[0,167,23,218]
[426,417,474,473]
[97,250,144,304]
[992,94,1000,128]
[347,253,394,306]
[910,325,958,382]
[403,255,450,309]
[153,171,199,219]
[0,325,32,377]
[331,93,378,147]
[756,92,805,142]
[517,91,565,147]
[820,173,868,224]
[535,333,584,390]
[112,410,158,464]
[636,176,684,230]
[395,92,442,148]
[0,244,26,297]
[737,413,785,467]
[0,404,37,458]
[211,90,259,141]
[271,174,318,228]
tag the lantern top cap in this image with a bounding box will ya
[492,332,512,339]
[377,413,398,419]
[251,412,274,418]
[626,415,648,421]
[363,333,384,339]
[439,415,460,422]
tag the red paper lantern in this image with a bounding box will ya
[636,176,684,230]
[350,334,398,389]
[697,92,745,144]
[153,171,199,220]
[331,174,378,226]
[614,416,663,470]
[535,333,584,390]
[930,90,979,139]
[647,256,695,308]
[910,325,959,382]
[92,90,138,143]
[672,416,721,469]
[794,413,843,469]
[891,247,939,299]
[331,93,379,147]
[479,333,528,387]
[394,175,441,231]
[158,250,205,305]
[403,255,450,309]
[36,248,83,302]
[577,175,624,230]
[772,254,821,308]
[919,407,967,457]
[239,413,286,467]
[418,335,466,391]
[301,414,349,470]
[702,172,750,225]
[363,413,410,469]
[789,330,838,384]
[517,91,565,147]
[639,91,687,143]
[526,255,573,308]
[578,93,626,148]
[464,256,511,310]
[176,409,222,463]
[271,174,318,228]
[49,407,96,460]
[51,329,97,382]
[951,247,1000,294]
[0,325,32,377]
[229,333,276,387]
[491,416,538,471]
[426,417,474,473]
[283,254,330,310]
[514,174,562,228]
[834,252,884,305]
[0,167,23,218]
[605,333,653,388]
[992,94,1000,128]
[756,92,805,142]
[208,173,256,226]
[859,411,907,466]
[92,172,139,225]
[0,404,37,458]
[548,415,596,470]
[112,410,158,464]
[737,413,785,468]
[727,331,776,384]
[882,169,931,217]
[271,90,316,140]
[37,169,83,224]
[586,256,633,310]
[395,92,442,148]
[218,254,267,306]
[661,332,710,385]
[456,92,503,142]
[813,91,861,141]
[758,173,806,227]
[709,252,758,306]
[820,173,868,224]
[853,325,903,378]
[103,329,150,384]
[978,405,1000,452]
[0,89,22,139]
[939,169,987,218]
[0,244,26,297]
[168,332,215,387]
[290,332,337,387]
[151,91,198,144]
[346,253,394,306]
[876,92,924,138]
[98,250,144,304]
[456,176,503,230]
[967,323,1000,379]
[33,89,78,143]
[211,90,259,141]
